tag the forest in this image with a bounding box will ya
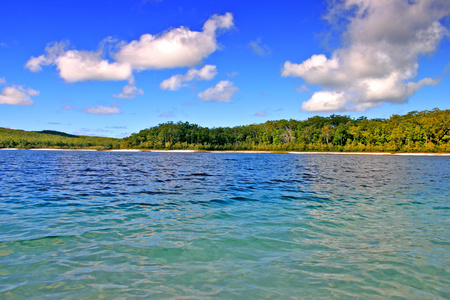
[125,109,449,152]
[1,109,449,152]
[0,128,121,150]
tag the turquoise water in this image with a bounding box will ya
[0,151,449,299]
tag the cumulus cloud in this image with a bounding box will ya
[26,13,233,83]
[300,91,348,112]
[198,80,238,102]
[55,51,132,82]
[282,0,449,112]
[248,37,271,56]
[0,80,39,106]
[160,65,217,90]
[113,84,144,99]
[26,42,133,82]
[25,41,66,72]
[115,13,233,70]
[84,105,120,115]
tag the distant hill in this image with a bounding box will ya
[35,130,79,138]
[0,127,121,149]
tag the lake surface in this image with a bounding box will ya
[0,150,449,299]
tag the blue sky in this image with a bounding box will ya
[1,0,449,138]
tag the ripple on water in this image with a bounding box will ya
[0,151,449,298]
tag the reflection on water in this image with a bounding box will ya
[0,151,449,298]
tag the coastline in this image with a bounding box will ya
[1,148,449,156]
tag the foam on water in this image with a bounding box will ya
[0,151,449,299]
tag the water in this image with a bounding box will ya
[0,150,449,299]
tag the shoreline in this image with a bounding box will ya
[1,148,449,156]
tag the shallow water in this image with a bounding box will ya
[0,150,449,299]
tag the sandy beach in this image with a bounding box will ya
[1,148,449,156]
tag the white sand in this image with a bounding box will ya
[212,150,275,154]
[149,150,198,153]
[288,151,392,155]
[1,148,449,156]
[28,148,97,151]
[108,149,142,152]
[392,153,450,156]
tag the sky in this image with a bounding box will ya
[0,0,449,138]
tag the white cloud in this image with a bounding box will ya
[0,80,39,106]
[282,55,345,88]
[84,105,120,115]
[282,0,450,112]
[25,13,233,84]
[115,13,233,70]
[113,84,144,99]
[198,80,238,103]
[301,91,348,112]
[248,37,271,56]
[160,65,217,90]
[160,75,185,91]
[25,41,67,72]
[26,55,49,72]
[62,105,74,110]
[55,50,132,82]
[26,42,133,82]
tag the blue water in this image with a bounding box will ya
[0,150,449,299]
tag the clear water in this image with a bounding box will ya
[0,150,449,299]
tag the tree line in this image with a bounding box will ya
[0,129,121,150]
[123,109,449,152]
[1,109,449,152]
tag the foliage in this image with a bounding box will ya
[0,128,121,150]
[123,109,450,153]
[1,109,448,152]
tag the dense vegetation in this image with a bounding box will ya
[0,128,121,150]
[1,109,449,152]
[124,109,450,153]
